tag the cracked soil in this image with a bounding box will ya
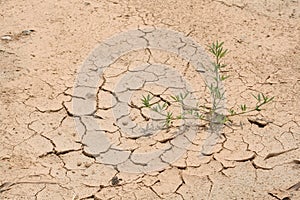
[0,0,300,199]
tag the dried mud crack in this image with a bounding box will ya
[0,0,299,199]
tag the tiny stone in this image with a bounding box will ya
[111,176,120,185]
[21,30,35,35]
[196,68,205,73]
[84,162,92,168]
[1,35,12,41]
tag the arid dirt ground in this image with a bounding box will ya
[1,0,300,199]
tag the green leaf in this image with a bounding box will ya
[164,111,173,127]
[141,94,154,107]
[157,103,162,111]
[170,95,177,101]
[255,106,261,111]
[184,92,189,98]
[240,104,247,111]
[162,102,167,110]
[219,49,228,59]
[176,115,183,119]
[187,109,193,115]
[221,75,230,81]
[219,41,224,47]
[166,111,173,118]
[229,109,236,115]
[267,96,274,103]
[220,64,227,68]
[262,93,267,101]
[152,106,158,112]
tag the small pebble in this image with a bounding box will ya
[1,35,12,41]
[111,176,120,185]
[84,162,92,168]
[21,29,35,35]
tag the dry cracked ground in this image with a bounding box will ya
[1,0,300,200]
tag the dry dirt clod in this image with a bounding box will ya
[288,181,300,191]
[268,189,291,200]
[111,176,121,185]
[292,160,300,164]
[248,117,270,128]
[264,148,298,160]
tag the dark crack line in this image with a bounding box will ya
[207,175,214,199]
[0,181,58,194]
[34,184,46,200]
[264,147,298,160]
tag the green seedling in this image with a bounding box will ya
[141,94,153,108]
[141,41,274,129]
[164,111,173,128]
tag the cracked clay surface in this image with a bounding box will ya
[1,0,300,199]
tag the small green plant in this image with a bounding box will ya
[141,41,274,129]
